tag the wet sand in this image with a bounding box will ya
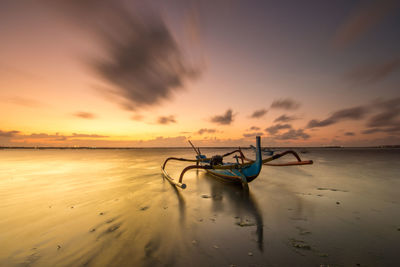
[0,148,399,266]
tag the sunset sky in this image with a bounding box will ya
[1,0,399,147]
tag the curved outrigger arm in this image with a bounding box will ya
[161,156,254,189]
[263,150,313,166]
[162,157,205,189]
[162,157,200,170]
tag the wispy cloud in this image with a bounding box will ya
[307,106,368,128]
[265,124,292,135]
[274,114,298,123]
[74,111,96,119]
[0,131,109,143]
[332,0,399,48]
[52,0,200,111]
[345,58,400,84]
[274,129,310,140]
[0,130,20,137]
[70,133,108,138]
[131,114,144,121]
[7,96,44,108]
[250,108,268,119]
[270,98,300,110]
[305,98,400,135]
[157,115,177,125]
[210,109,234,125]
[197,128,216,135]
[263,123,310,141]
[243,132,263,138]
[247,126,260,131]
[362,126,400,134]
[0,63,43,81]
[363,97,400,134]
[0,130,190,147]
[27,133,108,139]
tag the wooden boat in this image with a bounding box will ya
[161,136,313,189]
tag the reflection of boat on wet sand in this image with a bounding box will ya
[162,136,313,189]
[204,175,265,251]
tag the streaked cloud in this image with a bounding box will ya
[210,109,234,125]
[74,111,96,119]
[197,128,216,135]
[362,126,400,134]
[263,123,310,141]
[52,0,199,111]
[70,133,108,138]
[265,124,292,135]
[363,97,400,134]
[247,126,261,131]
[135,136,187,147]
[0,63,43,81]
[306,98,400,136]
[345,58,400,84]
[274,114,298,123]
[243,132,264,138]
[0,131,109,143]
[0,130,189,147]
[26,133,108,139]
[7,96,44,108]
[274,129,310,140]
[270,98,300,110]
[131,114,144,121]
[250,108,268,119]
[0,130,20,137]
[157,115,177,125]
[367,98,400,127]
[307,106,368,128]
[333,0,399,48]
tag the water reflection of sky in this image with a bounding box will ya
[0,148,399,266]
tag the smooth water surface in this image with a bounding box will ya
[0,148,399,266]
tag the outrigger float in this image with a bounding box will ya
[161,136,313,189]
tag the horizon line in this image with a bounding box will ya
[1,145,399,149]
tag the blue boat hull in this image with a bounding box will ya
[201,136,262,183]
[205,169,259,183]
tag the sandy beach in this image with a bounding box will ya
[0,148,399,266]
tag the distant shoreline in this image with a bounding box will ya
[1,145,399,150]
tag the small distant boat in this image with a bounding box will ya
[249,144,274,156]
[162,136,313,189]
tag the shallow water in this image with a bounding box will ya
[0,148,399,266]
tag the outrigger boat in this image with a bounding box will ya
[161,136,313,189]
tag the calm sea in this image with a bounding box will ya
[0,148,399,266]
